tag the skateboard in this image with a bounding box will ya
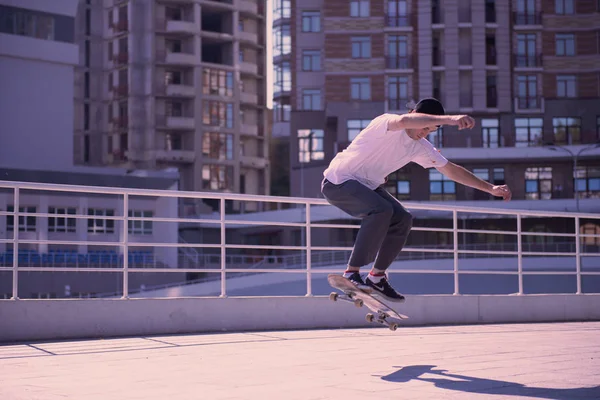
[327,274,408,331]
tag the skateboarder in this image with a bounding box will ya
[321,98,512,302]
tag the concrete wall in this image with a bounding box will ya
[1,294,599,342]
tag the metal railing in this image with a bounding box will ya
[1,180,599,299]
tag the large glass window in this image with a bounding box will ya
[302,50,321,71]
[351,36,371,58]
[515,118,543,147]
[575,167,600,199]
[298,129,325,163]
[350,77,370,100]
[273,0,291,19]
[202,132,234,160]
[202,69,233,97]
[556,75,576,97]
[429,170,456,200]
[347,119,371,141]
[301,11,320,32]
[302,89,321,110]
[6,206,36,232]
[350,0,370,17]
[482,119,499,148]
[552,117,581,145]
[48,207,77,233]
[387,76,409,110]
[202,165,234,191]
[273,24,291,57]
[525,167,552,200]
[555,34,575,56]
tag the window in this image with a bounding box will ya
[128,210,153,235]
[273,24,291,57]
[166,100,184,117]
[575,167,600,199]
[485,0,496,22]
[347,119,371,141]
[301,11,320,32]
[202,69,233,97]
[429,127,443,148]
[48,207,76,233]
[429,170,456,200]
[351,36,371,58]
[165,133,183,151]
[6,206,36,232]
[165,70,182,85]
[274,101,291,122]
[0,6,57,41]
[298,129,325,163]
[486,74,497,108]
[555,0,574,14]
[556,75,576,97]
[302,50,321,71]
[351,0,370,17]
[493,168,505,185]
[202,132,234,160]
[202,165,234,191]
[387,35,409,68]
[482,119,499,148]
[553,117,581,145]
[273,0,291,19]
[516,34,537,67]
[302,89,321,110]
[515,118,543,147]
[555,34,575,56]
[516,75,538,108]
[473,169,490,181]
[385,168,411,200]
[274,61,291,92]
[525,167,552,200]
[515,0,538,24]
[202,101,234,128]
[87,209,115,234]
[580,223,600,246]
[387,76,408,110]
[350,77,370,100]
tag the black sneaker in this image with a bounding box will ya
[366,275,406,303]
[344,271,372,292]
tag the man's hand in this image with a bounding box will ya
[448,115,475,130]
[490,185,512,201]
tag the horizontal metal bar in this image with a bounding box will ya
[456,229,518,236]
[520,231,577,237]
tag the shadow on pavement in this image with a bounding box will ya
[380,365,600,399]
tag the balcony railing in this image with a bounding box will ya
[514,54,543,68]
[516,96,541,109]
[385,15,410,27]
[1,180,598,299]
[513,12,542,25]
[385,56,411,69]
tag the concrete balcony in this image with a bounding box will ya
[166,20,198,34]
[238,31,259,45]
[155,149,195,163]
[240,92,259,105]
[514,96,545,114]
[240,61,258,75]
[240,123,258,135]
[166,116,195,130]
[240,155,267,169]
[239,0,258,15]
[166,84,196,97]
[163,51,197,66]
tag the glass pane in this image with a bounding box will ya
[526,180,538,193]
[430,182,442,193]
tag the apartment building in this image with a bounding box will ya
[273,0,600,206]
[74,0,270,195]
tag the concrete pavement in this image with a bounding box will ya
[1,322,599,400]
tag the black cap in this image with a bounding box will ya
[413,98,445,116]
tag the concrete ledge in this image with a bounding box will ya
[1,294,600,342]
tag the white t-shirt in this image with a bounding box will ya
[323,113,449,190]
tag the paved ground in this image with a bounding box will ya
[1,322,599,400]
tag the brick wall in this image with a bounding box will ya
[324,0,384,17]
[325,75,385,102]
[324,33,384,59]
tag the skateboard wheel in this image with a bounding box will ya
[354,299,363,308]
[329,292,339,302]
[389,323,398,331]
[366,313,374,323]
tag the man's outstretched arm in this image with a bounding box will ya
[436,162,512,201]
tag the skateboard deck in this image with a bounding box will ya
[327,274,408,331]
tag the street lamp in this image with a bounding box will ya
[547,142,600,211]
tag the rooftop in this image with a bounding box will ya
[2,322,599,400]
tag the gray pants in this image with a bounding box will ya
[321,179,413,271]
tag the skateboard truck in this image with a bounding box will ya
[329,292,364,308]
[329,291,399,331]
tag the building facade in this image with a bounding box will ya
[74,0,270,195]
[0,0,80,171]
[273,0,600,203]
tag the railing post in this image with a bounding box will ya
[517,214,523,295]
[575,216,581,294]
[452,210,459,295]
[220,198,227,297]
[122,193,129,299]
[11,188,20,300]
[305,203,312,297]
